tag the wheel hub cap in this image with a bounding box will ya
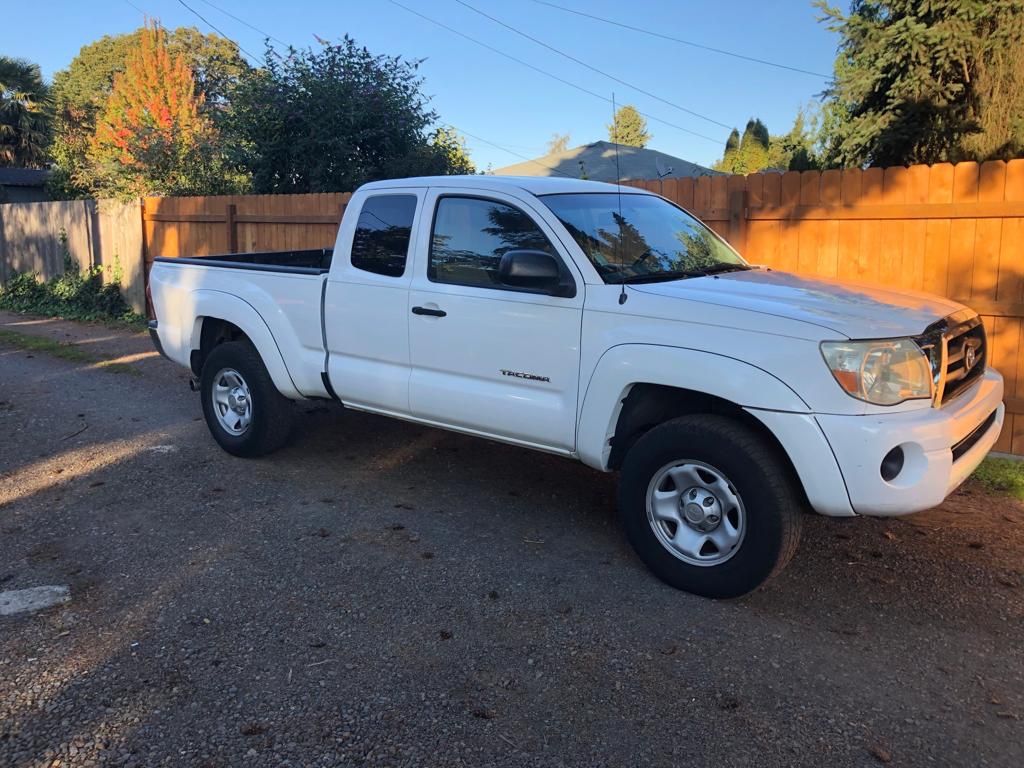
[681,487,722,532]
[645,460,746,567]
[211,368,253,436]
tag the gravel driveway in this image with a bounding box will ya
[1,314,1022,767]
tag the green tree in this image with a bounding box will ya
[426,127,475,175]
[0,56,51,167]
[816,0,1024,167]
[227,37,468,193]
[84,23,244,199]
[547,132,571,154]
[768,106,822,171]
[713,118,772,173]
[607,105,650,147]
[50,27,248,196]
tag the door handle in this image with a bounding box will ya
[412,306,446,317]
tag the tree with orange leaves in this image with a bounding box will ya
[85,22,244,199]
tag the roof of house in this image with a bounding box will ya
[0,168,51,187]
[491,141,719,182]
[361,175,655,197]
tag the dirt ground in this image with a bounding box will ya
[1,311,1022,767]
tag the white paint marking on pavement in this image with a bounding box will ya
[0,586,71,616]
[146,445,178,454]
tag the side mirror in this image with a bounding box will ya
[498,249,573,296]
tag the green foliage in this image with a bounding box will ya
[971,457,1024,500]
[714,118,772,173]
[0,56,51,167]
[49,26,249,198]
[426,127,475,175]
[0,233,141,325]
[607,105,650,148]
[768,106,823,171]
[227,37,471,193]
[816,0,1024,167]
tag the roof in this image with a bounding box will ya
[360,175,654,196]
[491,141,719,182]
[0,168,51,187]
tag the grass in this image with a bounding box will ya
[0,329,141,376]
[970,457,1024,500]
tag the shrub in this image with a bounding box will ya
[0,238,143,326]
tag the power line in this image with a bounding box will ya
[159,0,578,176]
[527,0,830,79]
[454,0,731,130]
[174,0,262,63]
[447,125,575,177]
[387,0,724,144]
[195,0,291,49]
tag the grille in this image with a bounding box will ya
[916,310,987,407]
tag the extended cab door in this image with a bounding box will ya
[324,189,424,413]
[407,188,584,452]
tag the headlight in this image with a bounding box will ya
[820,339,933,405]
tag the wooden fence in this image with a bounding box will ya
[627,160,1024,454]
[4,161,1023,454]
[0,199,145,313]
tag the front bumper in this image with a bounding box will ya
[815,369,1004,516]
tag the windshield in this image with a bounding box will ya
[540,192,747,283]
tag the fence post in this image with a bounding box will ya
[728,189,749,253]
[226,203,238,253]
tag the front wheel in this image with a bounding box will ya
[619,414,803,598]
[200,340,295,457]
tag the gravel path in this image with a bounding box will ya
[0,316,1022,767]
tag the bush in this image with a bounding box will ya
[0,246,143,326]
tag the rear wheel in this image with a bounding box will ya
[619,414,802,598]
[200,340,294,457]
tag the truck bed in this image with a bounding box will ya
[154,248,333,275]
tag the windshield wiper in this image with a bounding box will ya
[614,263,750,284]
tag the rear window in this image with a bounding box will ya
[351,195,418,278]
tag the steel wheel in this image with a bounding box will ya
[210,367,253,436]
[646,460,746,567]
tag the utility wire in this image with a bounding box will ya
[388,0,723,144]
[195,0,291,49]
[527,0,830,79]
[454,0,731,130]
[446,125,574,177]
[149,0,575,177]
[175,0,262,63]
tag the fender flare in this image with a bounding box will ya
[186,290,302,399]
[576,344,810,470]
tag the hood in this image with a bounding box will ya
[630,269,964,339]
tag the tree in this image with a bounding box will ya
[50,26,248,196]
[227,37,469,193]
[713,118,772,173]
[84,23,242,199]
[426,127,475,175]
[816,0,1024,167]
[547,132,571,154]
[0,56,51,167]
[607,105,650,147]
[768,106,822,171]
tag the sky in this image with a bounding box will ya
[1,0,840,171]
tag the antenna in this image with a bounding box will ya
[612,92,627,305]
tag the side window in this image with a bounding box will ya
[429,196,557,288]
[350,195,418,278]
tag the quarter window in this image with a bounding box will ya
[429,196,557,288]
[351,195,418,278]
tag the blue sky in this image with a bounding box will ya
[2,0,840,170]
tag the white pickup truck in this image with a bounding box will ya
[149,176,1004,598]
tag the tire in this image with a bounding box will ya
[200,340,295,457]
[618,414,802,599]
